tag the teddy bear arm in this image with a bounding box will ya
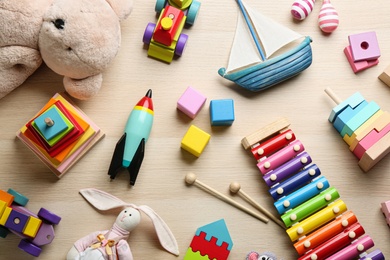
[0,46,42,99]
[63,74,103,100]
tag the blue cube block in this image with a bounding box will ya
[210,99,235,126]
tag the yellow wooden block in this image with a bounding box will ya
[23,216,42,237]
[0,207,12,226]
[0,201,7,218]
[181,125,211,157]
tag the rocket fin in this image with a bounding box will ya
[108,133,126,180]
[128,138,145,185]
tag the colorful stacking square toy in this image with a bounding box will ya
[17,93,105,177]
[326,89,390,172]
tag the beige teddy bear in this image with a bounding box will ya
[0,0,133,100]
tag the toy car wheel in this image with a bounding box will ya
[143,23,156,45]
[7,188,29,206]
[175,34,188,56]
[186,0,201,26]
[18,239,42,257]
[0,226,9,238]
[155,0,167,14]
[38,208,61,225]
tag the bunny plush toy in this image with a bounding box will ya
[0,0,133,100]
[66,188,179,260]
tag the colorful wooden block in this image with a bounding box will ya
[209,99,235,126]
[184,219,232,260]
[328,92,365,123]
[381,200,390,226]
[333,100,368,134]
[344,110,384,147]
[0,201,7,218]
[0,190,14,207]
[358,130,390,172]
[353,122,390,159]
[181,125,210,157]
[5,209,29,233]
[177,86,207,119]
[344,46,379,73]
[23,216,42,238]
[0,207,12,226]
[348,31,380,62]
[32,105,71,143]
[378,64,390,87]
[340,101,380,137]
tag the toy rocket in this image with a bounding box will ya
[108,89,154,185]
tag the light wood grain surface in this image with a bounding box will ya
[1,0,390,259]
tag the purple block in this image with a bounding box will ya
[177,86,207,119]
[5,209,29,233]
[349,31,380,62]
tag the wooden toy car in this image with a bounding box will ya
[143,0,201,63]
[0,189,61,257]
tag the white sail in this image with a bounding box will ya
[225,0,304,73]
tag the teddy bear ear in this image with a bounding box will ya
[105,0,133,21]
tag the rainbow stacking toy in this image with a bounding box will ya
[325,88,390,172]
[241,117,384,259]
[17,93,105,178]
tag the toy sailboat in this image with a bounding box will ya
[218,0,313,92]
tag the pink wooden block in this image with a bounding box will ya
[344,46,379,73]
[353,122,390,159]
[348,31,381,62]
[177,86,207,119]
[257,140,304,174]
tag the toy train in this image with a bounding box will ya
[143,0,201,63]
[0,189,61,257]
[241,117,384,259]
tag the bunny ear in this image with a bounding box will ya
[137,205,180,256]
[79,188,134,211]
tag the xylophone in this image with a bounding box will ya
[325,88,390,172]
[241,117,384,260]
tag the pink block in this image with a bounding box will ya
[257,140,304,174]
[348,31,381,62]
[353,122,390,159]
[344,46,379,73]
[177,86,207,119]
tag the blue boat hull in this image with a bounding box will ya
[218,36,313,92]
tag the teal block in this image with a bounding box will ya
[340,101,381,137]
[210,99,235,126]
[33,106,68,141]
[328,92,365,123]
[333,101,368,133]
